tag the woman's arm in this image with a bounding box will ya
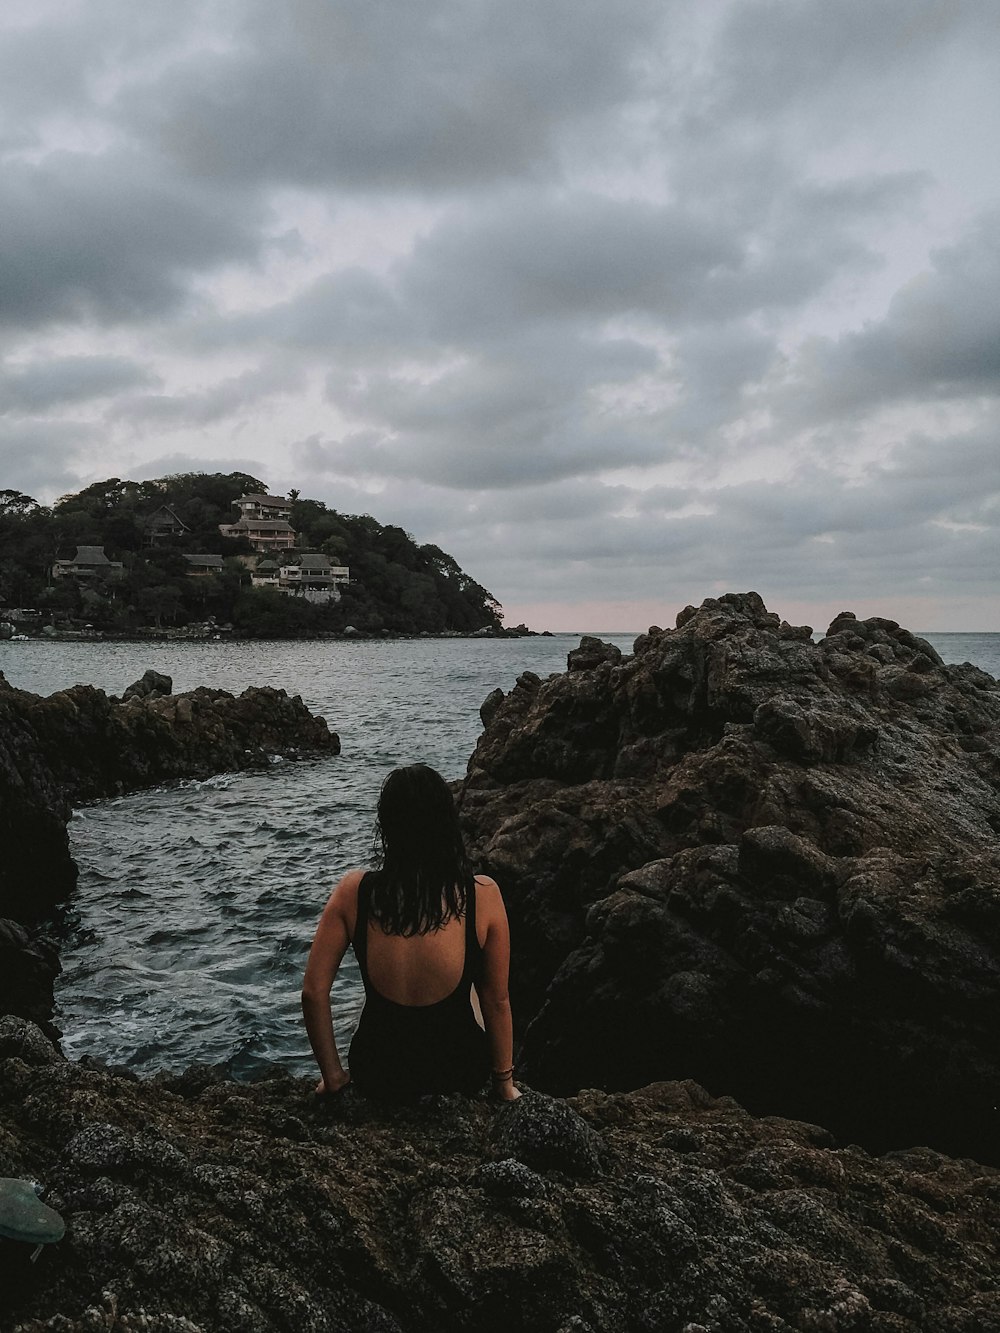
[476,875,521,1101]
[301,870,360,1093]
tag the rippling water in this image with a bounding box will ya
[1,630,996,1078]
[2,635,637,1077]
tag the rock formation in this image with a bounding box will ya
[0,672,339,1028]
[458,593,1000,1163]
[2,1017,998,1332]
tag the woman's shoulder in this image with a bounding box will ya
[337,867,369,888]
[330,868,369,907]
[472,873,503,912]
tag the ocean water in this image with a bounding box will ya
[1,630,996,1078]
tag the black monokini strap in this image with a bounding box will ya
[462,877,478,985]
[354,872,371,977]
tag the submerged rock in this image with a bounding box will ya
[458,592,1000,1162]
[1,1020,997,1332]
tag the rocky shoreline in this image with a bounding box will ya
[2,594,999,1330]
[0,669,339,1032]
[2,1016,998,1333]
[2,624,552,644]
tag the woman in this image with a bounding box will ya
[302,763,520,1102]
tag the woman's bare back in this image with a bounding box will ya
[364,907,471,1006]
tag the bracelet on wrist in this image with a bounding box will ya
[491,1066,514,1082]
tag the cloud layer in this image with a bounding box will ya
[1,0,997,628]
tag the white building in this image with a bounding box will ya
[233,493,293,521]
[278,553,350,604]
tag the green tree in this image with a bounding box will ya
[0,490,40,517]
[138,584,182,629]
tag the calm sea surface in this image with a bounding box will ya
[1,631,997,1078]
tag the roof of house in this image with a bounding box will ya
[145,505,190,530]
[295,553,332,570]
[237,493,292,507]
[182,553,224,569]
[226,519,296,533]
[71,546,112,566]
[255,558,280,571]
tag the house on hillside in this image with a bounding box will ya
[51,546,124,581]
[278,553,350,604]
[181,553,224,576]
[219,517,297,552]
[250,558,280,588]
[144,505,190,545]
[219,494,297,552]
[233,493,294,521]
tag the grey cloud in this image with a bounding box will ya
[0,2,205,133]
[660,323,776,447]
[238,176,918,364]
[785,213,1000,419]
[442,423,1000,606]
[110,362,307,428]
[0,151,264,328]
[0,419,102,500]
[281,413,999,615]
[399,181,914,341]
[462,479,645,527]
[200,195,740,353]
[404,195,740,336]
[216,269,417,356]
[706,0,997,122]
[1,356,158,412]
[127,0,667,189]
[302,334,670,489]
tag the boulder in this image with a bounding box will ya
[458,592,1000,1162]
[567,635,623,672]
[121,669,173,701]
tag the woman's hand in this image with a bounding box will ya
[315,1071,351,1096]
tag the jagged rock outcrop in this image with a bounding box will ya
[0,672,339,1028]
[1,1018,997,1332]
[120,669,173,702]
[458,593,1000,1162]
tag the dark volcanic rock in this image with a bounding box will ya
[457,593,1000,1161]
[121,669,173,702]
[2,1019,997,1332]
[0,672,339,1028]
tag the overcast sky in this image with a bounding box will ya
[1,0,998,630]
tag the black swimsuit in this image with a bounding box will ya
[347,873,490,1101]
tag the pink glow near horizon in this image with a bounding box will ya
[503,593,1000,636]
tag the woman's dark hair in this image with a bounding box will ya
[369,763,474,935]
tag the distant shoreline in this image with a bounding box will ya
[0,628,562,645]
[2,628,996,644]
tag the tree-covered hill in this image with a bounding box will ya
[0,475,505,637]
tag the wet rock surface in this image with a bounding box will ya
[458,593,1000,1162]
[1,1019,997,1333]
[0,672,339,1029]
